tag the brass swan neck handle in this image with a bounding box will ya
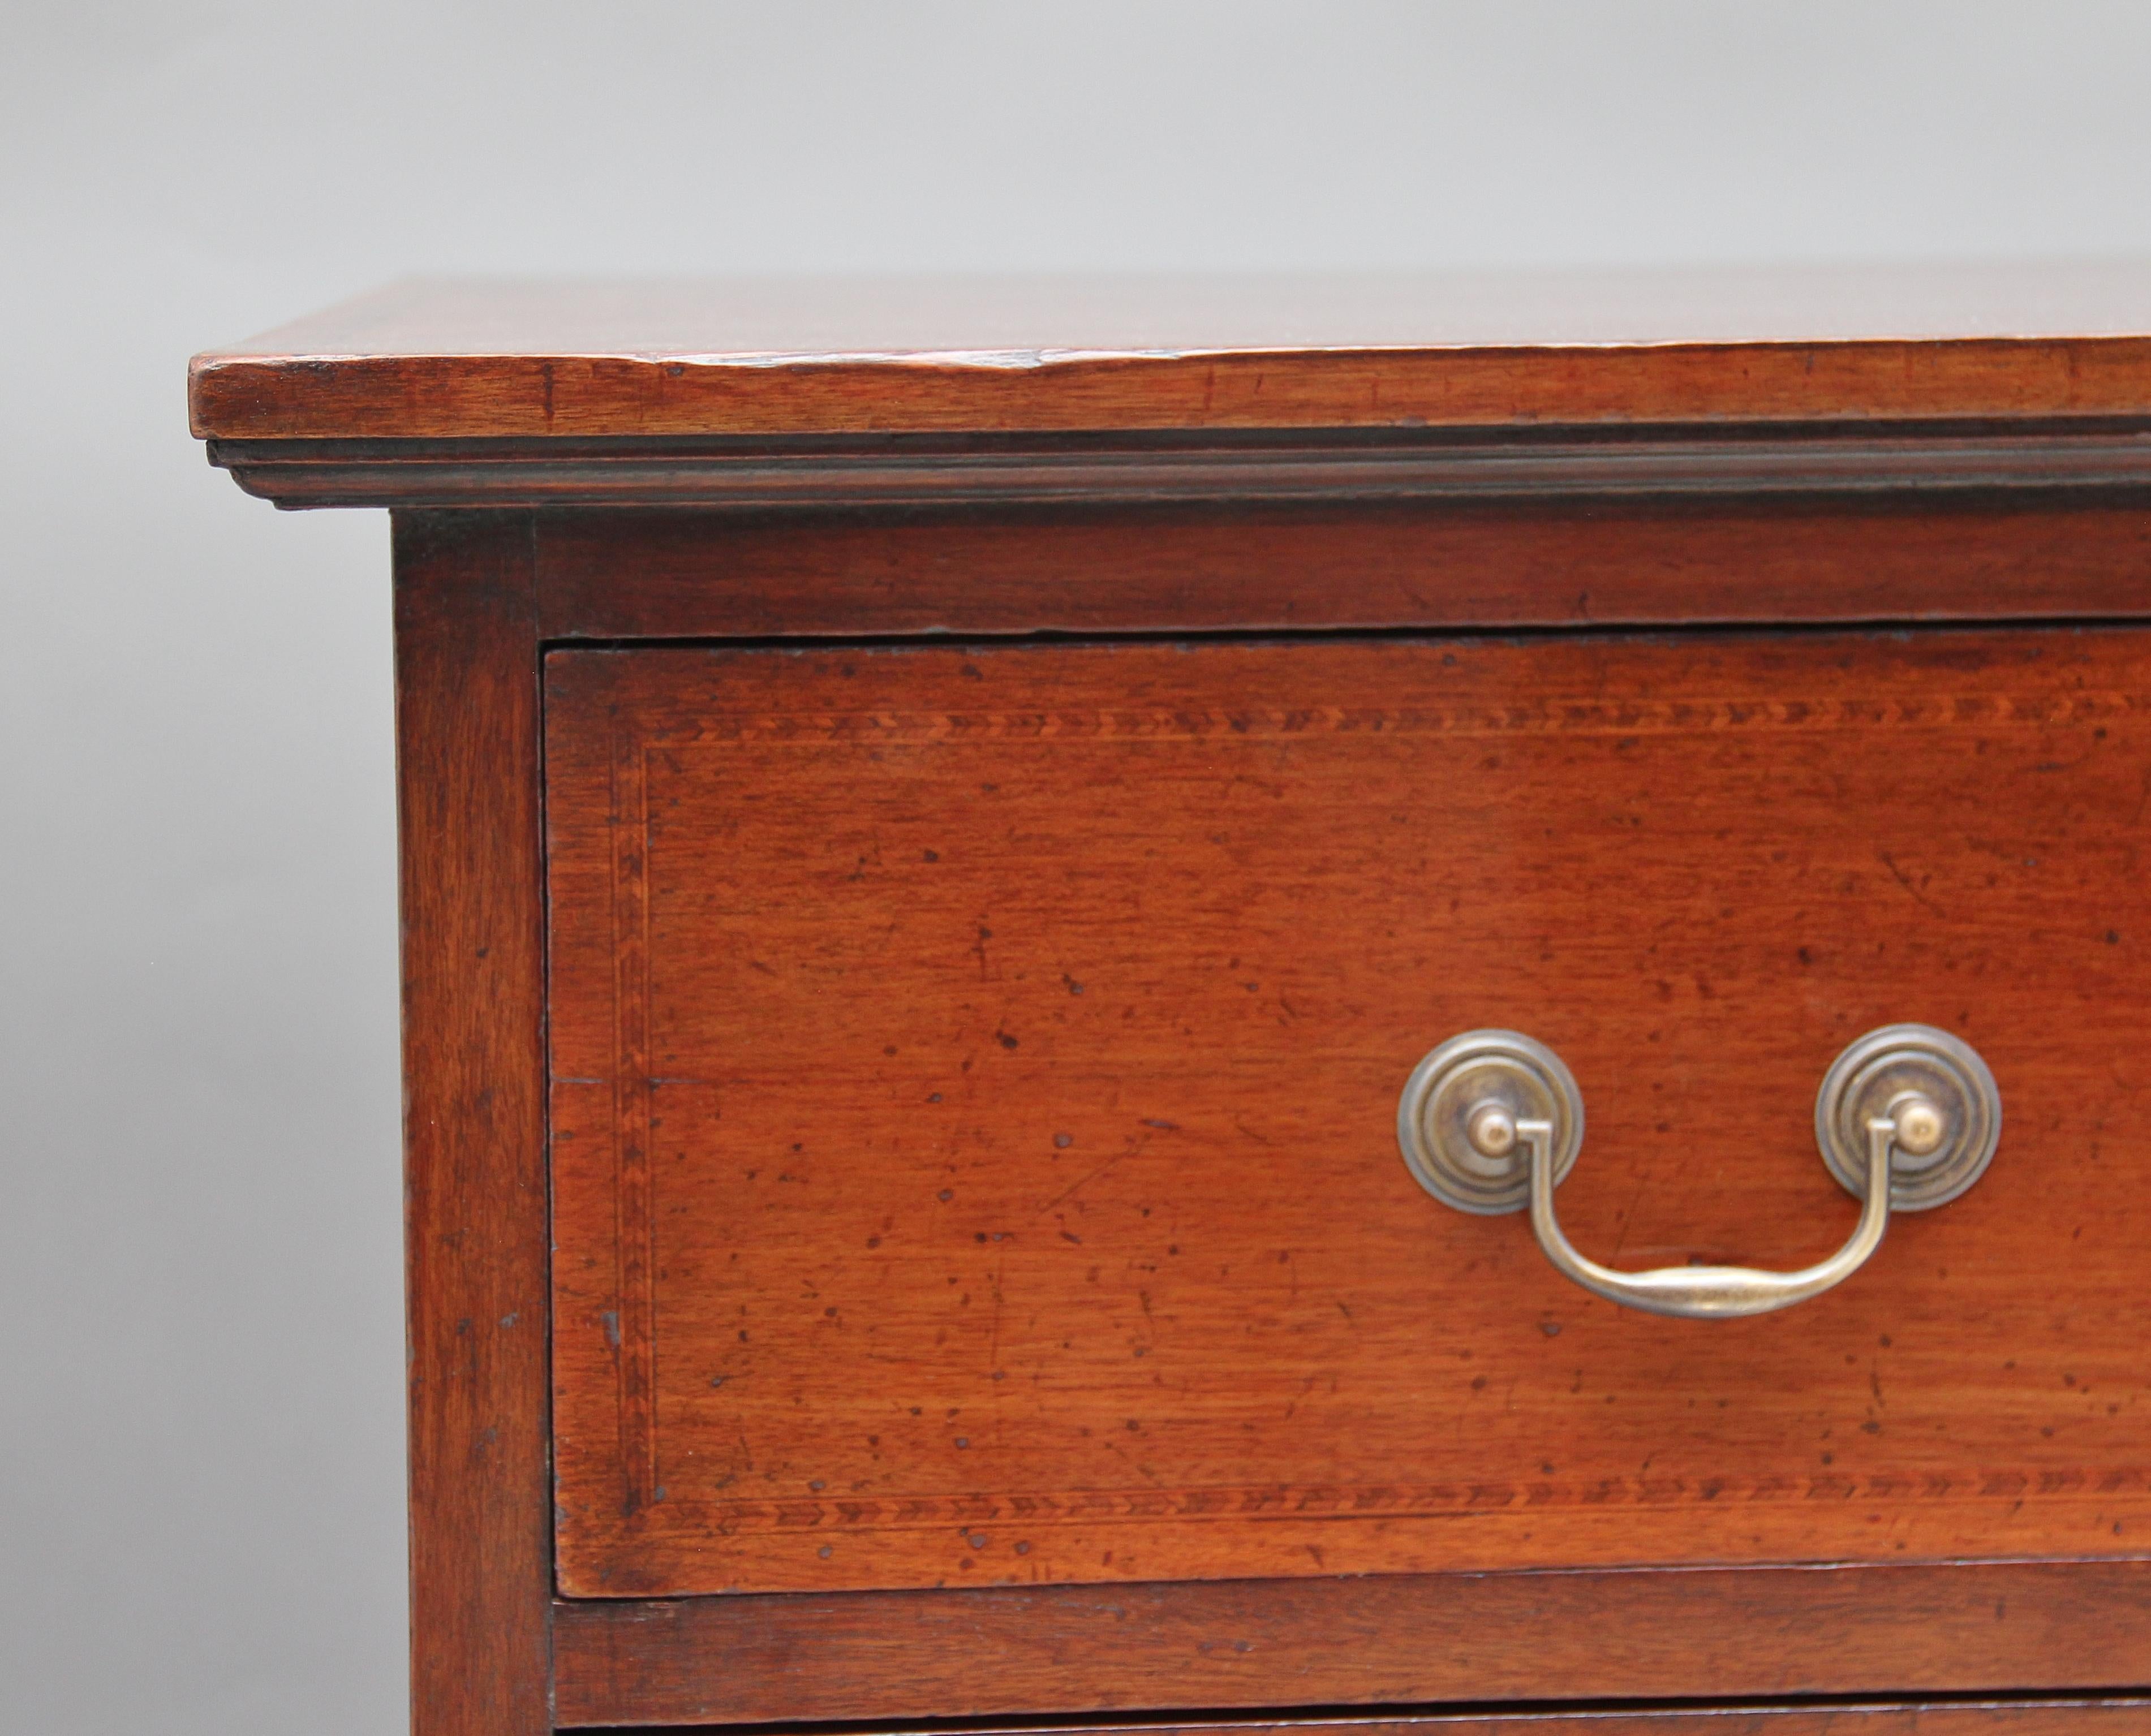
[1398,1026,2000,1320]
[1518,1113,1894,1319]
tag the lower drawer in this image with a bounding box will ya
[564,1708,2151,1736]
[549,1558,2151,1725]
[543,629,2151,1603]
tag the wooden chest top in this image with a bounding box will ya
[187,264,2151,440]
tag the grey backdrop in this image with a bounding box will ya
[6,4,2150,1729]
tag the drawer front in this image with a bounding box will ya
[556,1705,2151,1736]
[545,630,2151,1599]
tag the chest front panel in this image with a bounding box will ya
[544,630,2151,1599]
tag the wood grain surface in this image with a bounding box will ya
[393,512,553,1735]
[534,499,2151,642]
[564,1705,2151,1736]
[545,630,2151,1601]
[201,426,2151,512]
[188,268,2151,440]
[548,1559,2151,1724]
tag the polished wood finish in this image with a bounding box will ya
[549,1560,2151,1725]
[535,499,2151,642]
[189,268,2151,442]
[196,274,2151,1733]
[571,1707,2151,1736]
[202,426,2151,511]
[547,630,2151,1602]
[394,512,552,1735]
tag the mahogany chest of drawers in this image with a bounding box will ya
[192,273,2151,1735]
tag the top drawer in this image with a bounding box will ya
[544,628,2151,1599]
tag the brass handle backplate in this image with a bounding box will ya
[1396,1025,2001,1320]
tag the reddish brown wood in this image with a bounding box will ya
[188,269,2151,441]
[535,499,2151,641]
[568,1707,2151,1736]
[200,427,2151,512]
[394,511,552,1736]
[571,1709,2151,1736]
[198,277,2151,1731]
[545,631,2151,1603]
[548,1560,2151,1724]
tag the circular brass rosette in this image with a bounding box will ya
[1396,1028,1583,1214]
[1814,1023,2001,1211]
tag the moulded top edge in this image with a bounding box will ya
[189,266,2151,443]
